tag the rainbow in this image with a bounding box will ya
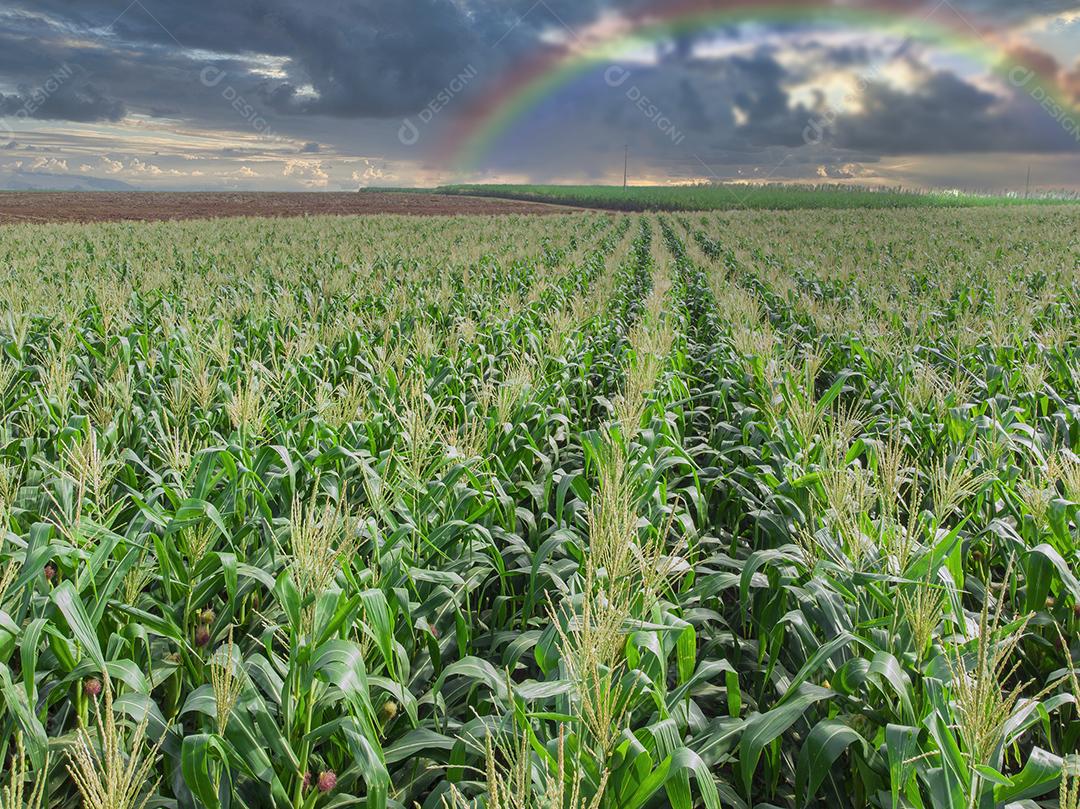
[438,0,1072,174]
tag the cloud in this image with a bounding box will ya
[1001,45,1080,105]
[282,158,329,186]
[80,157,188,177]
[0,72,126,123]
[947,0,1080,22]
[72,154,222,181]
[0,5,1067,134]
[1064,61,1080,103]
[351,158,395,184]
[831,64,1079,152]
[1004,43,1063,79]
[0,0,545,122]
[16,0,1061,129]
[816,161,872,179]
[74,157,125,175]
[0,0,1075,189]
[129,157,165,175]
[30,156,68,172]
[726,50,815,147]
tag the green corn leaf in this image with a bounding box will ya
[739,684,833,796]
[795,719,865,807]
[52,580,105,670]
[182,733,231,809]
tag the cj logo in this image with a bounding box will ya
[604,66,630,88]
[398,119,421,146]
[200,66,227,88]
[803,119,826,146]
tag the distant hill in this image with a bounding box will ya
[0,171,136,191]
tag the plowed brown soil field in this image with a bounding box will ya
[0,191,574,224]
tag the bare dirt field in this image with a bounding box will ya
[0,191,574,224]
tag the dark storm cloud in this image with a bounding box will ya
[0,12,254,130]
[726,50,814,147]
[4,0,1070,126]
[676,79,713,132]
[481,34,1079,185]
[832,67,1080,153]
[249,1,499,118]
[0,82,125,123]
[0,0,612,120]
[248,0,656,117]
[837,69,1003,153]
[0,0,1077,183]
[475,51,814,177]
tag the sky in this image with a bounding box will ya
[0,0,1078,192]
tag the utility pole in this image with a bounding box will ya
[623,145,629,190]
[1025,164,1031,199]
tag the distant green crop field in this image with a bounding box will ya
[441,183,1077,211]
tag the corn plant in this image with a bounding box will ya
[0,206,1076,808]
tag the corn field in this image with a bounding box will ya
[0,207,1078,809]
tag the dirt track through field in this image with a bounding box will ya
[0,191,576,224]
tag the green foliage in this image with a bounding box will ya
[439,184,1079,211]
[0,206,1077,808]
